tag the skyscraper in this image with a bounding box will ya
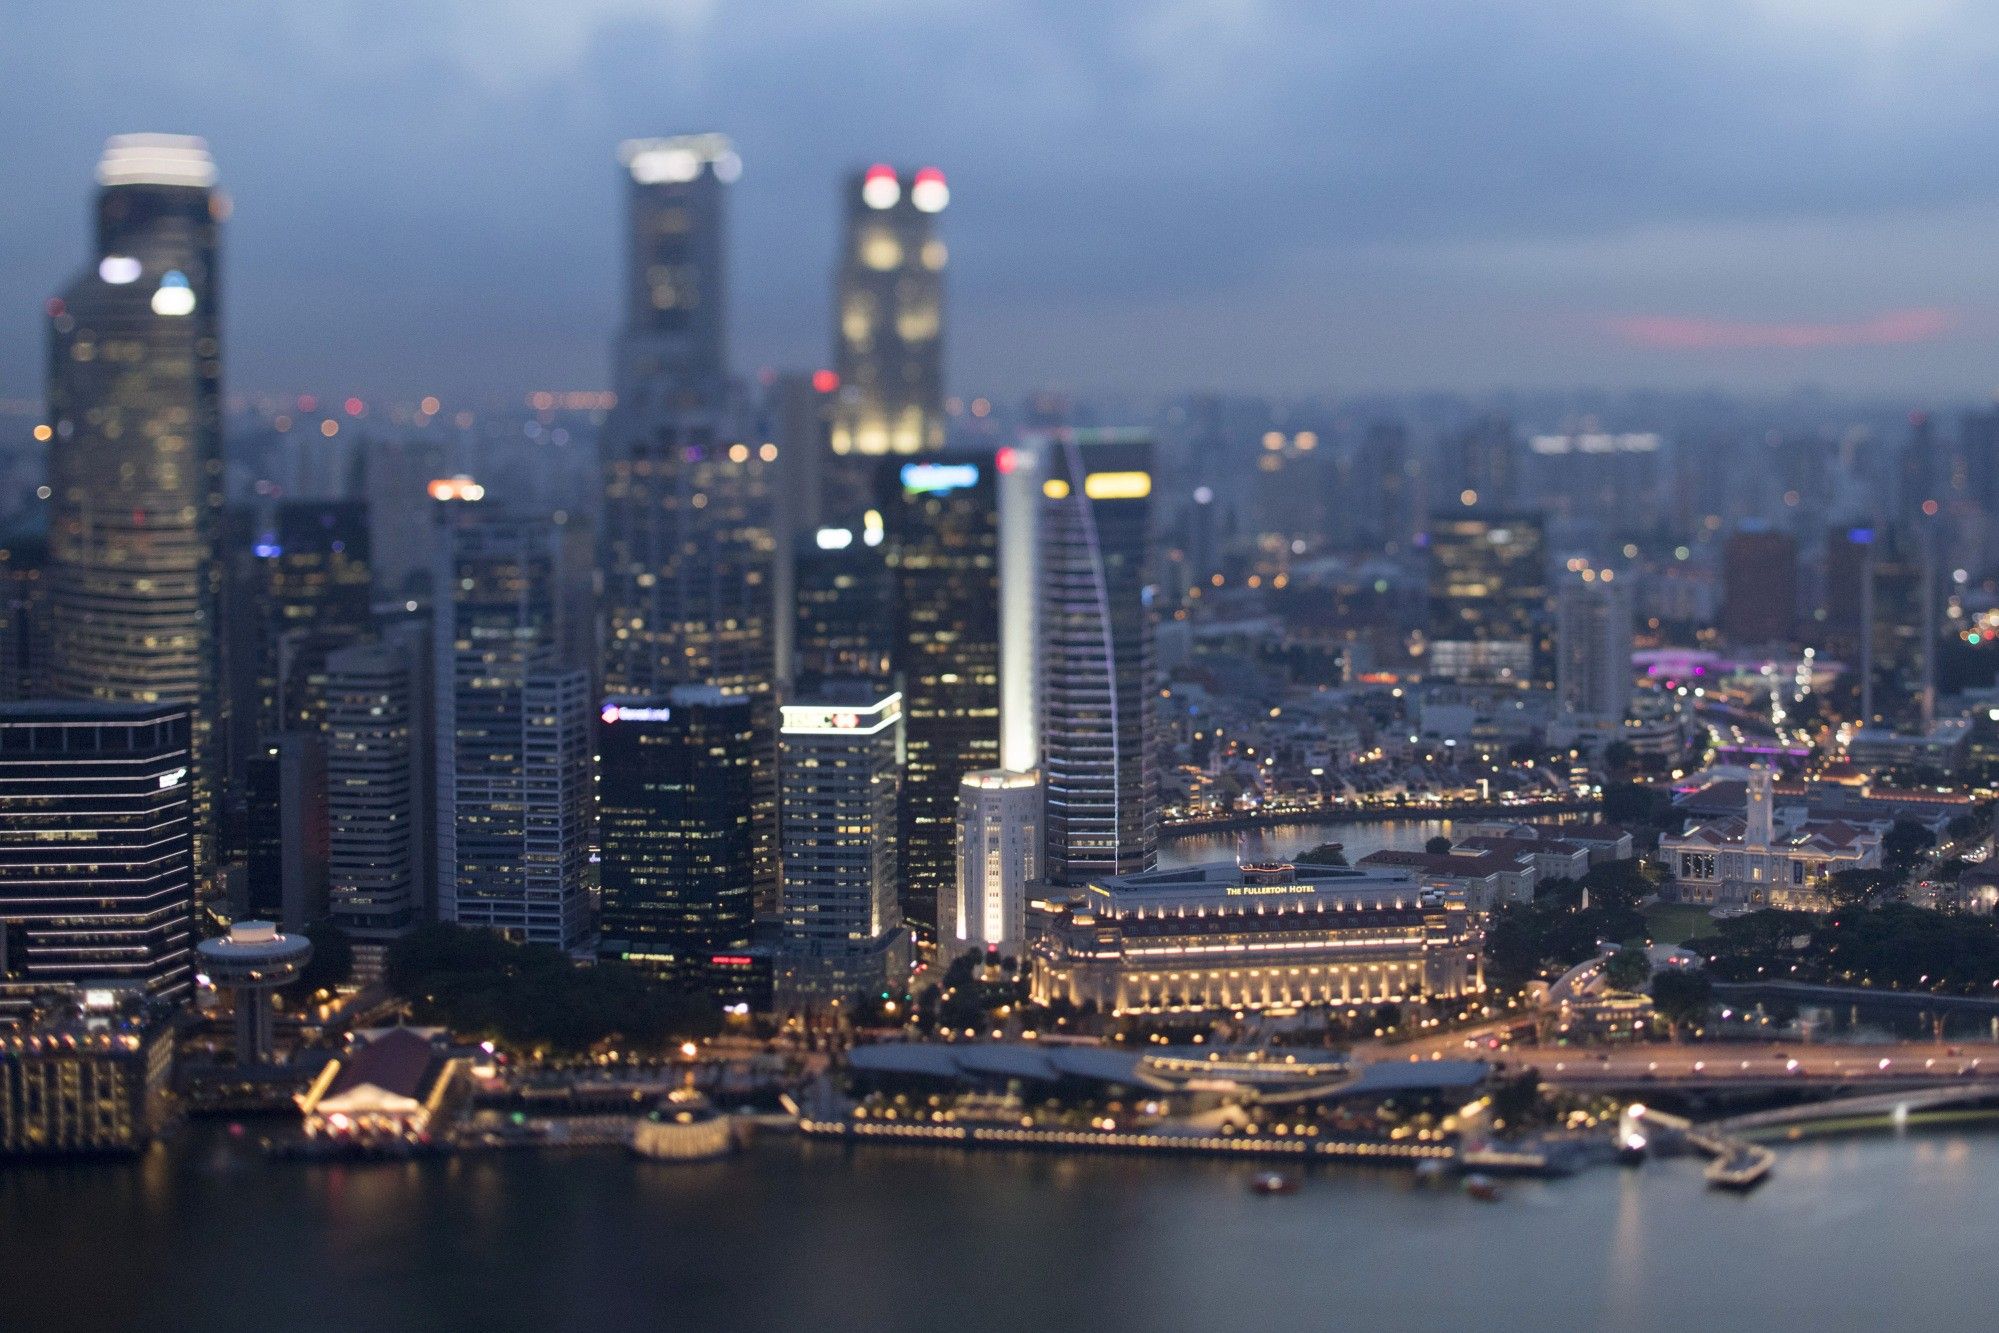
[1424,509,1547,683]
[262,498,374,736]
[598,688,757,1000]
[828,164,948,521]
[0,702,195,1006]
[323,632,430,979]
[1718,525,1798,647]
[1038,431,1158,885]
[242,732,328,932]
[1555,575,1634,722]
[946,770,1040,962]
[601,135,779,906]
[882,452,1001,932]
[776,684,907,1007]
[45,135,225,887]
[433,499,590,950]
[792,527,895,685]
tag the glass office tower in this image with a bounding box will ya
[45,136,225,889]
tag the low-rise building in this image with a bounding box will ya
[295,1026,469,1143]
[1659,767,1882,910]
[1356,848,1536,912]
[1460,819,1634,865]
[1029,861,1483,1016]
[0,988,173,1155]
[1453,834,1590,884]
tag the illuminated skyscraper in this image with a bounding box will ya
[1424,509,1547,683]
[45,135,225,887]
[1039,431,1158,885]
[433,500,590,949]
[776,684,907,1007]
[0,702,195,1006]
[946,770,1039,961]
[601,135,778,904]
[1554,575,1634,722]
[792,526,894,685]
[828,164,948,522]
[324,631,431,979]
[598,688,758,1000]
[881,452,1000,932]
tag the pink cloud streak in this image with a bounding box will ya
[1604,307,1957,350]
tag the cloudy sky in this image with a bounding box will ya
[6,1,1999,405]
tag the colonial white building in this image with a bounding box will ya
[1660,766,1881,910]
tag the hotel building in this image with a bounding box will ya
[1030,861,1482,1016]
[945,769,1040,961]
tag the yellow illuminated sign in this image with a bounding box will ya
[1083,471,1152,500]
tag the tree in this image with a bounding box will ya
[291,919,354,998]
[1489,1071,1543,1131]
[1648,968,1714,1040]
[1883,818,1937,871]
[1295,842,1348,867]
[1603,947,1651,992]
[1425,835,1454,856]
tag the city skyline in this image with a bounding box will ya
[10,4,1999,405]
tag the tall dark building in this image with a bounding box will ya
[242,732,328,932]
[1424,509,1547,683]
[0,702,195,1004]
[828,164,949,521]
[1039,432,1158,885]
[324,631,430,978]
[1444,414,1517,509]
[598,688,757,1000]
[881,453,1000,932]
[45,136,224,889]
[601,135,778,909]
[1719,526,1798,646]
[433,500,591,950]
[264,498,374,735]
[793,529,895,685]
[0,535,49,701]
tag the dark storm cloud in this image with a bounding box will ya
[6,1,1999,402]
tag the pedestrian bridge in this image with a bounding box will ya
[1711,1083,1999,1136]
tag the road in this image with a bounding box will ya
[1380,1034,1999,1088]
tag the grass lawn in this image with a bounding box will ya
[1640,902,1717,946]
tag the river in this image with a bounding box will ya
[1158,817,1457,868]
[3,1125,1994,1332]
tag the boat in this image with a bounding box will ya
[1462,1173,1502,1202]
[1704,1147,1774,1193]
[1250,1171,1300,1195]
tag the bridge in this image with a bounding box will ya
[1709,1083,1999,1137]
[1712,981,1999,1016]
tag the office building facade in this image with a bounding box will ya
[828,164,948,520]
[1424,510,1547,683]
[1554,576,1634,722]
[1038,431,1159,884]
[0,703,195,1005]
[45,135,225,888]
[945,770,1040,962]
[777,686,907,1006]
[883,453,1001,933]
[598,689,758,999]
[323,634,430,975]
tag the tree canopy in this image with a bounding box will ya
[385,923,721,1054]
